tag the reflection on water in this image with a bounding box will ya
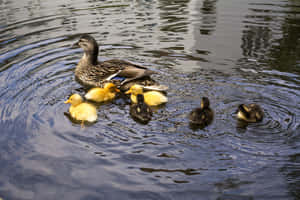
[0,0,300,199]
[242,1,300,72]
[199,0,218,35]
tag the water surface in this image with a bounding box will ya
[0,0,299,199]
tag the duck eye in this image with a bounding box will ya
[80,39,88,43]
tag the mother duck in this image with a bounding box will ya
[73,34,163,91]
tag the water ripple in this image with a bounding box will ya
[0,0,300,199]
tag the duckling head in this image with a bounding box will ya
[74,34,99,64]
[125,84,143,95]
[201,97,210,109]
[104,82,120,93]
[64,94,83,106]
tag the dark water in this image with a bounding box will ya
[0,0,300,199]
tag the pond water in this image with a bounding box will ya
[0,0,300,199]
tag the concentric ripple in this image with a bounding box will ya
[0,0,300,199]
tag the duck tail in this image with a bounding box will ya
[143,85,169,92]
[145,69,158,76]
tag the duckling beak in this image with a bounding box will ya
[125,89,131,94]
[64,100,70,104]
[115,88,120,93]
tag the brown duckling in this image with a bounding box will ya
[189,97,214,127]
[237,103,264,123]
[130,94,153,124]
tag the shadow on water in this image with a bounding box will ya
[0,0,300,199]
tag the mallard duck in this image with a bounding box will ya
[189,97,213,127]
[125,84,168,106]
[130,94,153,124]
[237,103,264,123]
[85,82,120,103]
[73,34,163,91]
[64,94,97,127]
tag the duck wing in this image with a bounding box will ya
[75,59,158,88]
[75,61,121,87]
[102,59,156,84]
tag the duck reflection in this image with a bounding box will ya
[200,0,218,35]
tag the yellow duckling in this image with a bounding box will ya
[85,82,120,103]
[125,84,168,106]
[189,97,214,127]
[64,94,97,127]
[237,103,264,123]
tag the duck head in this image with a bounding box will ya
[73,34,99,65]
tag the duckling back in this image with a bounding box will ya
[130,91,167,106]
[85,83,120,103]
[189,107,213,126]
[85,87,115,102]
[69,103,97,122]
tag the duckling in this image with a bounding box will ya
[73,34,166,91]
[85,82,120,103]
[189,97,214,127]
[64,94,97,127]
[125,84,168,106]
[237,103,264,123]
[130,94,153,124]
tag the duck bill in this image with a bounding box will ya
[64,100,70,104]
[115,88,120,93]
